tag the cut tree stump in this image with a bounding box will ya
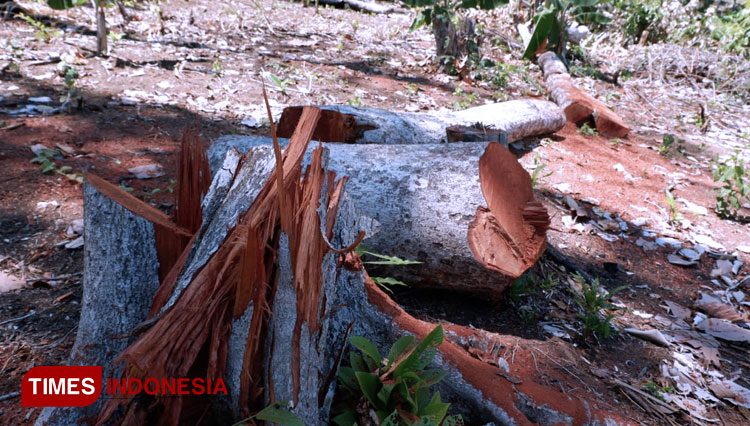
[40,108,628,426]
[209,136,548,296]
[537,51,630,138]
[276,99,566,145]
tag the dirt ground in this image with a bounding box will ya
[1,0,749,424]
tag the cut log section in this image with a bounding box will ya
[46,110,629,425]
[276,99,566,145]
[209,136,548,296]
[538,51,630,138]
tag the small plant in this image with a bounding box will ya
[577,122,598,137]
[643,382,674,402]
[347,95,363,107]
[212,59,224,76]
[664,189,681,226]
[333,325,463,426]
[107,31,124,42]
[232,401,302,426]
[572,273,627,340]
[356,245,421,293]
[450,88,478,111]
[620,0,665,45]
[18,13,61,42]
[31,149,60,174]
[268,73,292,95]
[30,149,82,183]
[713,152,750,219]
[659,134,674,156]
[529,153,553,187]
[510,273,538,302]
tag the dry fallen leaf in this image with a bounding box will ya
[128,164,165,179]
[695,292,746,322]
[664,300,692,321]
[696,318,750,342]
[709,380,750,409]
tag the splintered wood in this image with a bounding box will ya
[96,107,333,425]
[68,104,560,425]
[468,142,549,278]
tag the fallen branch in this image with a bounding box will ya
[537,51,630,138]
[276,99,566,144]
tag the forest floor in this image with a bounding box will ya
[1,0,750,424]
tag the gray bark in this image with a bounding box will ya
[209,138,527,296]
[43,145,625,426]
[278,100,565,145]
[36,183,162,426]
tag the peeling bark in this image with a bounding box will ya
[276,99,565,145]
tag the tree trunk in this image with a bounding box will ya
[95,0,107,56]
[276,100,566,145]
[208,138,548,296]
[36,183,164,426]
[432,13,477,72]
[40,107,625,426]
[537,52,629,138]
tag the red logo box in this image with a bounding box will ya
[22,366,102,407]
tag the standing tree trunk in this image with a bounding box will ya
[432,12,477,73]
[95,0,107,56]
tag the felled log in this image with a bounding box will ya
[209,136,548,296]
[305,0,397,14]
[276,99,566,145]
[537,51,630,138]
[46,108,628,426]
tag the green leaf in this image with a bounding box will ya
[377,383,395,406]
[418,392,450,424]
[571,0,600,7]
[355,371,383,408]
[400,0,438,7]
[474,0,509,9]
[410,8,432,32]
[387,335,416,368]
[350,352,369,373]
[419,368,447,386]
[393,326,443,378]
[523,9,557,59]
[46,0,77,10]
[254,403,304,426]
[332,410,357,426]
[373,277,408,288]
[362,251,422,265]
[338,366,358,390]
[380,410,401,426]
[350,336,382,366]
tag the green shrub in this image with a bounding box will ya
[713,152,749,219]
[333,326,463,426]
[572,273,626,340]
[619,0,665,44]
